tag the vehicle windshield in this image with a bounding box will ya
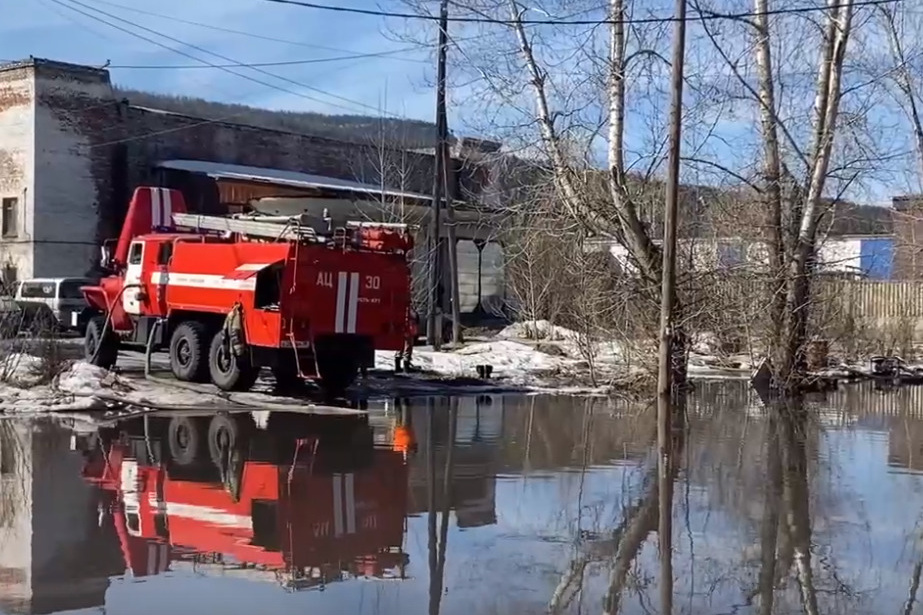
[58,279,87,299]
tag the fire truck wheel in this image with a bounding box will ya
[169,321,210,382]
[85,316,118,369]
[209,333,259,392]
[207,414,254,466]
[167,416,202,466]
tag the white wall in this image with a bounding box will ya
[817,237,862,273]
[606,237,868,275]
[480,241,505,314]
[0,66,36,280]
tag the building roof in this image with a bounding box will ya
[0,57,109,78]
[156,159,435,203]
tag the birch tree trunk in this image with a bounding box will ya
[752,0,787,371]
[751,0,856,389]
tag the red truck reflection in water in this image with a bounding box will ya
[79,412,411,590]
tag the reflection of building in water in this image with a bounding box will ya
[887,419,923,473]
[405,396,502,528]
[495,396,655,471]
[875,388,923,473]
[0,419,123,615]
[805,384,923,473]
[400,393,669,529]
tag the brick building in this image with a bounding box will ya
[0,57,509,320]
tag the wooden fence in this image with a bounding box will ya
[816,279,923,319]
[703,277,923,322]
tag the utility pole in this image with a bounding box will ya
[427,0,450,351]
[445,169,462,345]
[657,0,687,612]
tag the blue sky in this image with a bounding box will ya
[1,0,917,205]
[1,0,439,120]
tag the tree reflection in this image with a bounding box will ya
[748,397,819,615]
[598,395,686,615]
[546,399,596,614]
[779,400,820,615]
[757,410,783,615]
[903,558,923,615]
[428,398,458,615]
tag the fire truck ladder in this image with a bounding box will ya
[172,212,320,242]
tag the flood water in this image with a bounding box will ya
[2,382,923,614]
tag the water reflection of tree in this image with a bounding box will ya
[751,401,819,615]
[541,383,870,614]
[428,398,458,615]
[0,419,30,528]
[780,401,820,615]
[541,395,685,615]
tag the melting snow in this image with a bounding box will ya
[0,319,759,413]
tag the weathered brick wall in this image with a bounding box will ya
[123,107,440,200]
[0,65,35,280]
[32,61,123,278]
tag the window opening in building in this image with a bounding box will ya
[1,198,18,239]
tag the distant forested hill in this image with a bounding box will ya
[115,88,444,148]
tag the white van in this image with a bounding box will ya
[13,277,94,333]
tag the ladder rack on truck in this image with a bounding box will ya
[172,212,320,242]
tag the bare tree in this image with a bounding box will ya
[387,0,690,371]
[351,121,437,320]
[688,0,862,388]
[876,2,923,185]
[386,0,883,389]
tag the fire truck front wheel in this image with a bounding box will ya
[169,321,210,382]
[209,333,259,392]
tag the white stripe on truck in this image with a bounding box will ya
[347,272,359,334]
[150,272,256,291]
[335,271,348,333]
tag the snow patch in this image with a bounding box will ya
[497,320,579,342]
[376,340,578,381]
[57,361,108,396]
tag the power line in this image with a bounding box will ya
[263,0,901,25]
[81,0,552,66]
[82,0,430,64]
[51,0,408,118]
[108,48,426,70]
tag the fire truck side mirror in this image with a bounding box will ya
[100,239,117,268]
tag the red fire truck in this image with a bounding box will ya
[79,411,411,588]
[79,186,415,394]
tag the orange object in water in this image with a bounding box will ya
[392,425,415,453]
